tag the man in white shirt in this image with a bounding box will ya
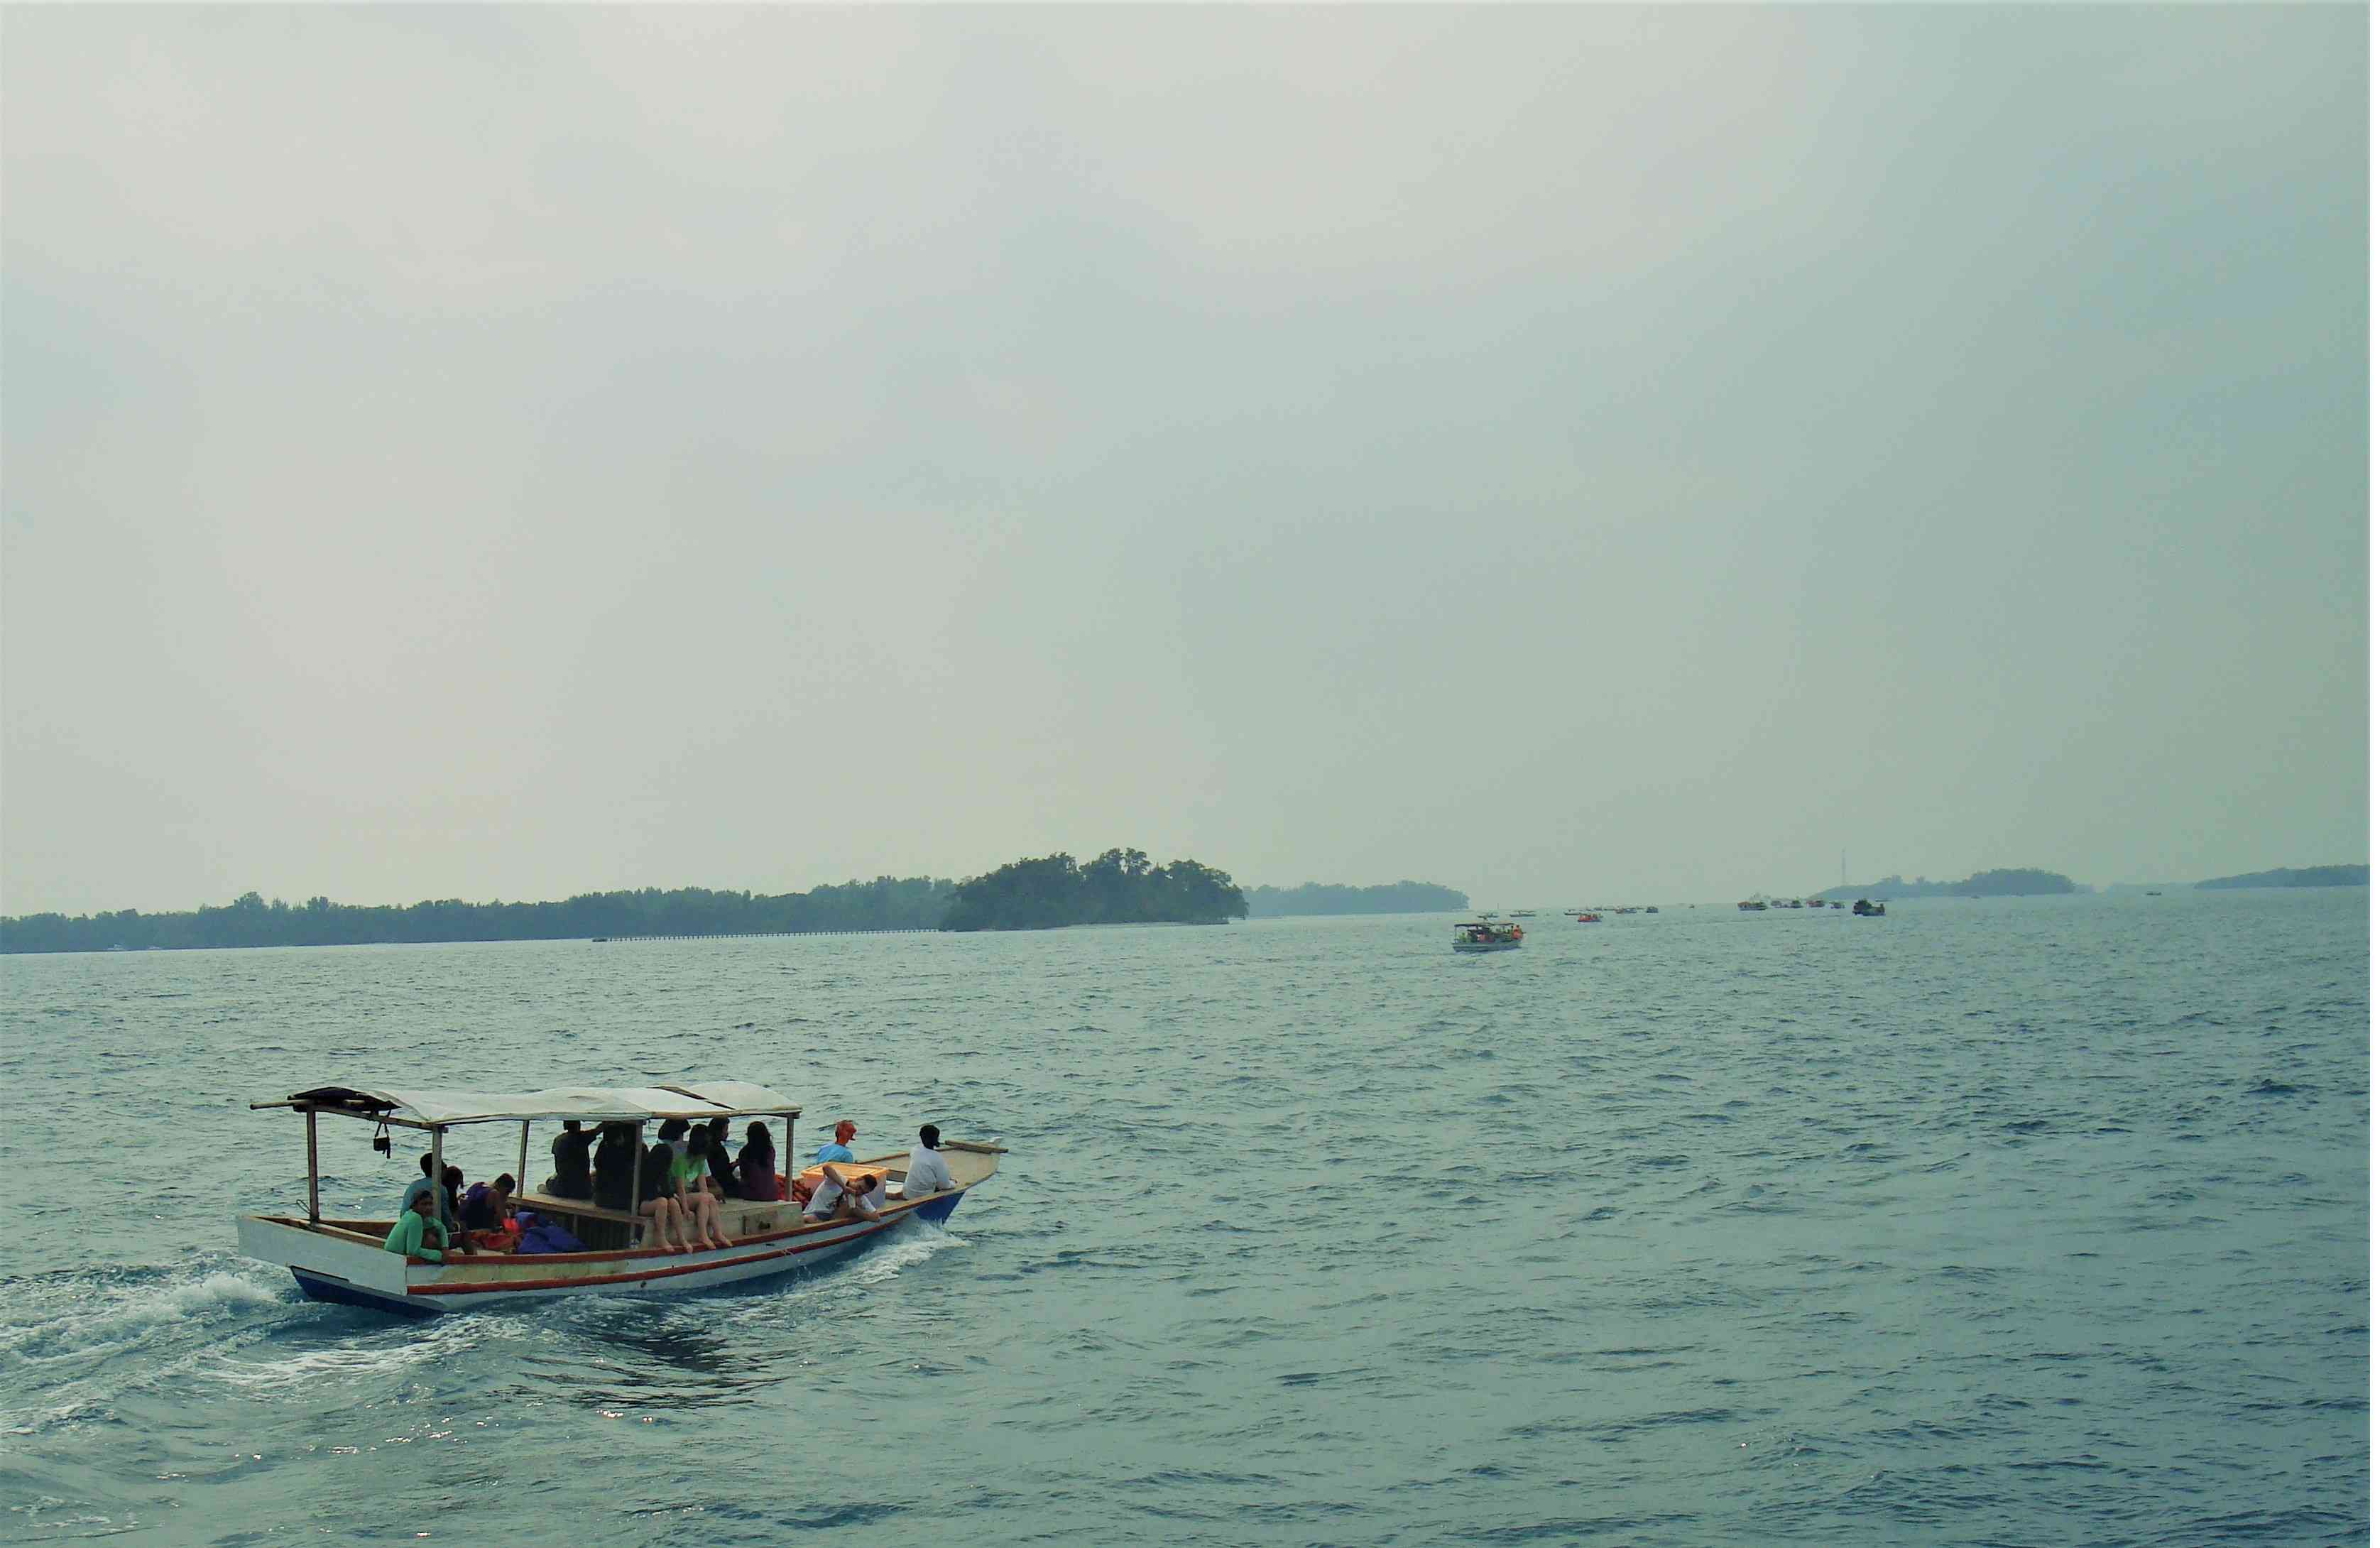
[904,1124,956,1199]
[803,1165,884,1223]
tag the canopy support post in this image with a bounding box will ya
[517,1121,529,1196]
[430,1125,447,1249]
[782,1113,794,1204]
[305,1108,320,1225]
[630,1121,646,1248]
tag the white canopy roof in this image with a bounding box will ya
[262,1081,802,1127]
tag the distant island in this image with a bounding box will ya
[1815,868,2080,902]
[0,850,1255,950]
[1245,881,1470,917]
[0,877,960,954]
[2196,864,2368,890]
[940,849,1247,931]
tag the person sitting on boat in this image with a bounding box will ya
[462,1173,515,1231]
[383,1191,449,1263]
[636,1138,693,1253]
[658,1117,691,1160]
[803,1165,883,1223]
[814,1120,858,1165]
[735,1121,781,1201]
[674,1130,732,1250]
[400,1155,476,1255]
[702,1116,738,1196]
[462,1174,522,1250]
[591,1123,640,1211]
[546,1120,598,1200]
[903,1125,956,1199]
[399,1152,437,1219]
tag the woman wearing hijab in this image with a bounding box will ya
[736,1121,780,1201]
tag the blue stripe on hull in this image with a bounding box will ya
[293,1268,441,1318]
[910,1192,966,1224]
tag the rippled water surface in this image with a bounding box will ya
[1,890,2367,1545]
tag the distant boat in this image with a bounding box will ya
[1737,900,1767,911]
[1644,906,1659,914]
[1574,912,1601,923]
[2145,891,2163,897]
[1852,899,1886,917]
[1830,901,1844,910]
[1455,921,1524,952]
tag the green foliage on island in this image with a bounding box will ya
[941,848,1248,931]
[2195,864,2369,890]
[1245,881,1470,917]
[1815,868,2079,902]
[0,877,959,954]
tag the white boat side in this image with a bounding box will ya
[236,1146,1000,1317]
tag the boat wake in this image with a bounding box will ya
[0,1259,300,1436]
[840,1221,966,1286]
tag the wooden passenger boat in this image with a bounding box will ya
[236,1082,1001,1317]
[1454,920,1524,952]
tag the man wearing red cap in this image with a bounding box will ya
[814,1119,858,1166]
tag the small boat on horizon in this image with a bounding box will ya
[1455,921,1524,952]
[1852,899,1887,917]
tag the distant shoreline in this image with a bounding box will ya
[4,865,2363,954]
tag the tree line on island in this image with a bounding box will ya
[1803,863,2369,901]
[941,849,1246,931]
[1812,868,2081,901]
[0,848,1275,952]
[2193,864,2367,889]
[10,858,2359,953]
[1245,881,1470,916]
[0,876,962,953]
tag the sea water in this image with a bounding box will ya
[0,890,2366,1546]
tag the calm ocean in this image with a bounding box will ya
[0,890,2366,1546]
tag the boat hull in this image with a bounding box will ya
[1452,940,1522,952]
[254,1194,965,1314]
[241,1145,993,1316]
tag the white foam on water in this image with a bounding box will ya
[842,1222,967,1286]
[0,1263,299,1436]
[202,1313,484,1394]
[160,1270,285,1319]
[0,1265,293,1365]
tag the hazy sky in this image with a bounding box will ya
[3,6,2367,915]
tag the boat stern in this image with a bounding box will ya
[237,1214,422,1313]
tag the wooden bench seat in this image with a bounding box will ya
[515,1191,641,1250]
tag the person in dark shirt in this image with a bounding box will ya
[548,1121,598,1199]
[636,1140,692,1253]
[736,1121,780,1201]
[703,1117,738,1194]
[592,1123,639,1211]
[462,1174,515,1231]
[437,1165,477,1255]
